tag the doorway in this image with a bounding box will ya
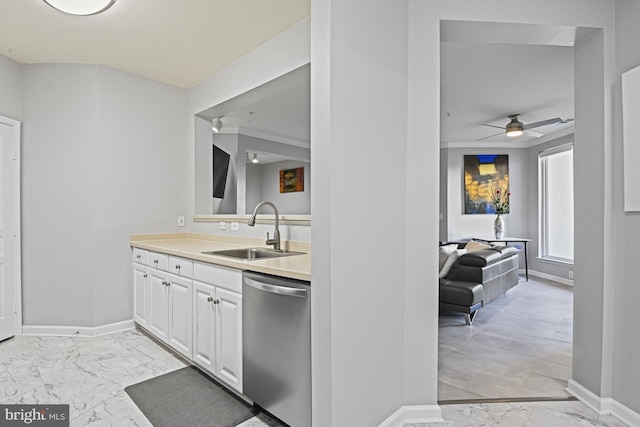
[437,20,583,402]
[0,115,21,341]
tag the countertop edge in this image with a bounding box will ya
[130,234,311,282]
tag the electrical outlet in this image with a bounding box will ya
[177,216,185,227]
[218,222,226,231]
[231,222,239,231]
[569,270,574,279]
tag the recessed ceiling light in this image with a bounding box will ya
[43,0,116,16]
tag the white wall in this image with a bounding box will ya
[612,0,640,416]
[258,160,311,214]
[526,133,575,280]
[21,64,187,328]
[0,54,21,120]
[187,19,311,242]
[409,0,617,423]
[313,0,413,425]
[444,147,529,241]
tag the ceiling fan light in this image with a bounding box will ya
[505,116,524,137]
[43,0,116,15]
[212,117,223,133]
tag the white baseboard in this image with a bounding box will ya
[567,380,640,426]
[610,399,640,427]
[379,405,443,427]
[22,319,136,337]
[528,269,574,286]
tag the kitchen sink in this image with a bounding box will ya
[202,247,305,261]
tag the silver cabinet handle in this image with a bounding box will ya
[175,265,181,270]
[154,259,159,264]
[136,254,141,259]
[244,277,307,298]
[143,274,147,278]
[207,296,213,302]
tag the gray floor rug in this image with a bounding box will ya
[125,366,258,427]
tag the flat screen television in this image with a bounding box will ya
[212,144,231,199]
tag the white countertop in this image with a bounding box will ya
[130,233,311,281]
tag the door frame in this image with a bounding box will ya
[0,115,22,337]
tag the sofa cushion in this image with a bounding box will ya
[440,280,484,306]
[457,248,503,267]
[438,244,458,271]
[439,249,466,278]
[464,240,492,252]
[493,245,518,258]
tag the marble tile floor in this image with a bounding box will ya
[438,276,574,401]
[0,329,281,427]
[0,323,629,426]
[410,400,629,427]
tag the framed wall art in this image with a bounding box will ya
[463,154,509,214]
[280,167,304,193]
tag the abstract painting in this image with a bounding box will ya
[463,154,509,214]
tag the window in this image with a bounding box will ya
[538,145,574,262]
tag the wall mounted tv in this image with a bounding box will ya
[212,144,231,199]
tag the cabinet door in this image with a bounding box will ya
[148,269,169,342]
[216,288,243,392]
[168,274,193,359]
[192,281,216,374]
[133,264,148,327]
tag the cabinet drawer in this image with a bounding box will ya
[148,252,169,271]
[132,248,148,265]
[169,256,194,278]
[193,262,242,293]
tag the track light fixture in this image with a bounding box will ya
[251,153,259,164]
[43,0,116,15]
[212,117,223,133]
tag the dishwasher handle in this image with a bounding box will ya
[244,277,307,298]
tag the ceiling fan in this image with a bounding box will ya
[476,114,574,141]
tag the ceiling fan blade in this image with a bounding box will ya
[482,124,505,130]
[475,131,503,141]
[523,117,562,130]
[525,130,544,138]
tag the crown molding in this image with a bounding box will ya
[220,126,310,149]
[441,126,574,149]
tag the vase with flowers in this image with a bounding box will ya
[491,185,510,239]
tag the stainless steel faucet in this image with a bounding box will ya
[248,201,281,251]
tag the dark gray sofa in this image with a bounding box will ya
[439,244,519,324]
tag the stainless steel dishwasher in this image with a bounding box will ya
[243,271,311,427]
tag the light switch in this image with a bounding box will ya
[177,216,185,227]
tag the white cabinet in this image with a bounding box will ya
[133,263,148,327]
[131,248,242,392]
[192,262,243,393]
[148,268,170,342]
[215,287,242,391]
[142,254,193,359]
[168,274,192,358]
[133,248,149,328]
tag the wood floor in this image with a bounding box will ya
[438,275,573,402]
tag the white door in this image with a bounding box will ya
[0,119,19,342]
[216,288,242,392]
